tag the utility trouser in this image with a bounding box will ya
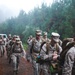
[11,53,21,71]
[0,45,5,57]
[40,63,51,75]
[32,60,39,75]
[31,54,40,75]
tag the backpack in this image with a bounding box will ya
[12,43,23,53]
[58,42,75,75]
[30,38,35,54]
[36,41,49,64]
[36,41,59,64]
[36,41,61,74]
[30,38,43,53]
[59,42,75,66]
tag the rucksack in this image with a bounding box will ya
[36,41,61,74]
[36,41,59,64]
[12,43,23,53]
[36,41,50,64]
[30,38,43,53]
[58,42,75,75]
[59,42,75,66]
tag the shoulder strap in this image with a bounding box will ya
[55,43,60,52]
[39,42,46,55]
[60,42,75,65]
[40,42,46,49]
[12,44,15,53]
[20,44,23,52]
[46,42,50,54]
[60,42,75,57]
[30,38,35,54]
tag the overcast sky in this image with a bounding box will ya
[0,0,53,22]
[0,0,53,13]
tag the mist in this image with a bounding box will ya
[0,5,20,23]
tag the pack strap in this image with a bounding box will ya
[39,42,46,55]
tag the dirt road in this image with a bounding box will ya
[0,53,33,75]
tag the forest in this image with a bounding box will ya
[0,0,75,43]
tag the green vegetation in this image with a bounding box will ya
[23,43,28,50]
[0,0,75,43]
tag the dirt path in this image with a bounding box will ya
[0,52,33,75]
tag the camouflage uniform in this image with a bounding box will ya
[31,30,43,75]
[31,38,43,75]
[42,32,50,43]
[6,39,12,58]
[62,46,75,75]
[40,42,62,75]
[11,38,26,71]
[7,35,17,63]
[58,39,62,46]
[39,32,62,75]
[0,38,5,57]
[27,36,33,62]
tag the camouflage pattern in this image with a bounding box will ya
[26,37,32,62]
[31,38,43,75]
[39,42,62,75]
[62,46,75,75]
[11,41,26,71]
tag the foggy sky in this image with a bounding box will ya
[0,0,53,23]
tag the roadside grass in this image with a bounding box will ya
[23,43,28,50]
